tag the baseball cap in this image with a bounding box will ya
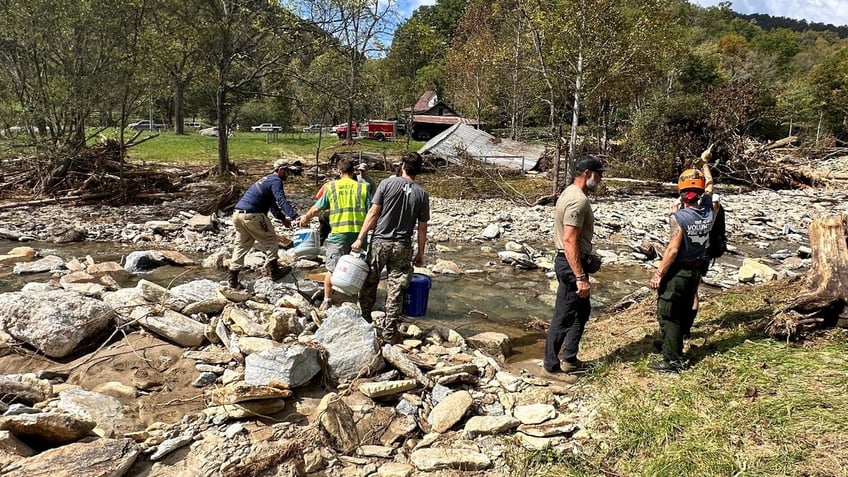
[575,156,606,174]
[274,159,300,171]
[357,163,368,171]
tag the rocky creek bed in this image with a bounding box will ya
[0,165,847,476]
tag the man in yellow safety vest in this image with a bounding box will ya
[296,157,371,309]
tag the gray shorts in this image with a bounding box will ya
[325,241,352,272]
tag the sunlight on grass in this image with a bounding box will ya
[515,280,848,477]
[122,130,425,166]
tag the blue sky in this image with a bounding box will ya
[693,0,848,27]
[398,0,848,27]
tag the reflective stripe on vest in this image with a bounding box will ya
[327,178,367,233]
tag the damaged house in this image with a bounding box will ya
[417,122,547,172]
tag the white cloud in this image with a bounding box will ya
[692,0,848,27]
[397,0,437,18]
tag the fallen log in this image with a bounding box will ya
[0,192,114,210]
[758,136,798,152]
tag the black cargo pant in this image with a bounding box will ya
[657,265,701,363]
[544,254,591,372]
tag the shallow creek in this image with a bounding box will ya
[0,238,660,364]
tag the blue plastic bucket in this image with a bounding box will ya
[292,228,315,247]
[291,228,320,259]
[402,273,431,317]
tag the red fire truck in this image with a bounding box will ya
[333,121,357,139]
[358,120,397,141]
[334,120,399,140]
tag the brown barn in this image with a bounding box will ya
[403,91,480,141]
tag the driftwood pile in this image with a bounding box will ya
[714,135,817,190]
[0,138,216,208]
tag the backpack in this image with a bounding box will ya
[707,205,727,259]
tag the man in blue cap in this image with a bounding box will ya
[227,159,299,289]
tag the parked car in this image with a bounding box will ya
[1,125,39,138]
[128,119,166,131]
[250,123,283,132]
[199,126,231,137]
[184,121,205,129]
[302,124,329,133]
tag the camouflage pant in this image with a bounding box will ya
[359,241,413,339]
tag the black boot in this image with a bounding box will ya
[227,269,242,289]
[267,259,291,281]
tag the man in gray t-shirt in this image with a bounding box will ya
[352,152,430,342]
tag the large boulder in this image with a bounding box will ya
[136,308,206,348]
[244,345,321,388]
[0,291,113,358]
[466,332,512,360]
[170,279,222,304]
[1,438,139,477]
[0,247,36,266]
[0,412,96,447]
[312,305,383,381]
[410,448,491,471]
[252,276,302,305]
[427,390,472,433]
[0,375,52,406]
[123,250,194,274]
[134,279,188,311]
[101,288,147,324]
[316,392,359,453]
[12,255,65,275]
[55,389,127,438]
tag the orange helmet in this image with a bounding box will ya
[678,168,706,193]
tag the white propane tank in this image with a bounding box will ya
[330,252,369,296]
[291,228,320,259]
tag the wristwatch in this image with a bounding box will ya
[575,274,588,281]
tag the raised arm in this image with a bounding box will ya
[702,163,714,196]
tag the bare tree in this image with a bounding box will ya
[193,0,308,174]
[519,0,679,193]
[291,0,400,142]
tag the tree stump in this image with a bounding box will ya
[769,214,848,338]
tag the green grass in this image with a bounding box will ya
[119,129,425,166]
[116,130,555,201]
[504,281,848,477]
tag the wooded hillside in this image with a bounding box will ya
[1,0,848,184]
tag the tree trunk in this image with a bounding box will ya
[216,85,230,175]
[567,6,585,189]
[173,77,185,135]
[786,214,848,316]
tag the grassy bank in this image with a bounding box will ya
[124,130,425,165]
[121,129,555,201]
[508,279,848,477]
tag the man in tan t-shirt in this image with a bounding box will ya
[544,156,605,374]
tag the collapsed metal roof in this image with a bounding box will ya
[417,123,546,171]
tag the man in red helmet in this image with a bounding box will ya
[648,163,714,372]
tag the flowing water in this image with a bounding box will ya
[0,239,662,361]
